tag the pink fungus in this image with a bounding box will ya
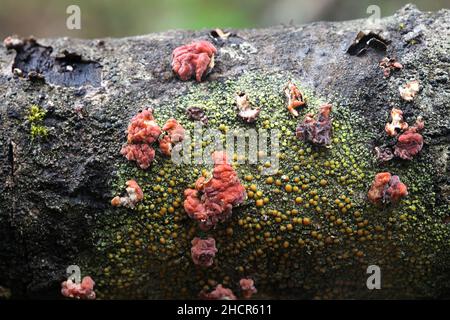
[285,82,306,117]
[126,108,161,145]
[379,57,403,77]
[296,104,332,146]
[184,151,246,230]
[159,118,186,156]
[172,40,217,82]
[120,143,156,169]
[368,172,408,205]
[240,278,257,299]
[61,276,96,300]
[111,179,144,208]
[201,284,237,300]
[190,237,218,267]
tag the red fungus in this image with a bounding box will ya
[111,179,144,208]
[240,278,257,299]
[394,117,424,160]
[285,82,306,117]
[184,151,246,230]
[120,143,156,169]
[379,57,403,77]
[385,108,408,136]
[172,40,217,82]
[296,104,332,146]
[61,276,96,300]
[159,118,186,156]
[201,284,237,300]
[368,172,407,204]
[235,92,260,123]
[126,108,161,144]
[190,237,218,267]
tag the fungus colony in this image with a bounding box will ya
[184,151,247,230]
[296,104,333,146]
[61,276,96,300]
[120,108,186,168]
[172,40,217,82]
[376,108,424,162]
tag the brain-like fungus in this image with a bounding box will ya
[126,108,162,144]
[235,92,261,123]
[394,118,424,160]
[120,144,156,169]
[367,172,408,205]
[399,80,419,101]
[379,57,403,77]
[285,82,306,116]
[111,180,144,208]
[184,151,246,230]
[385,108,408,136]
[159,118,186,156]
[296,104,332,146]
[190,237,218,267]
[172,40,217,82]
[201,284,237,300]
[61,276,96,300]
[239,278,257,299]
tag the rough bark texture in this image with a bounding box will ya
[0,4,449,299]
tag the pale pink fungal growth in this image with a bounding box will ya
[399,80,419,101]
[367,172,407,205]
[296,104,332,146]
[285,82,306,117]
[190,237,218,267]
[120,143,156,169]
[201,284,237,300]
[394,121,424,160]
[240,278,257,299]
[159,118,186,156]
[385,108,408,136]
[111,179,144,208]
[235,92,260,123]
[379,57,403,77]
[172,40,217,82]
[126,108,162,144]
[61,276,96,300]
[184,151,246,230]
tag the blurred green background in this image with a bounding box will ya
[0,0,449,39]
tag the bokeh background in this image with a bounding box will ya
[0,0,449,39]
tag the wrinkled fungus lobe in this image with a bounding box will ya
[385,108,408,136]
[394,118,424,160]
[186,106,208,125]
[296,104,332,146]
[111,179,144,208]
[368,172,408,204]
[159,118,186,156]
[126,108,161,144]
[285,82,306,116]
[184,151,246,230]
[121,143,156,169]
[240,278,257,299]
[190,237,218,267]
[201,284,237,300]
[172,40,217,82]
[61,276,96,300]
